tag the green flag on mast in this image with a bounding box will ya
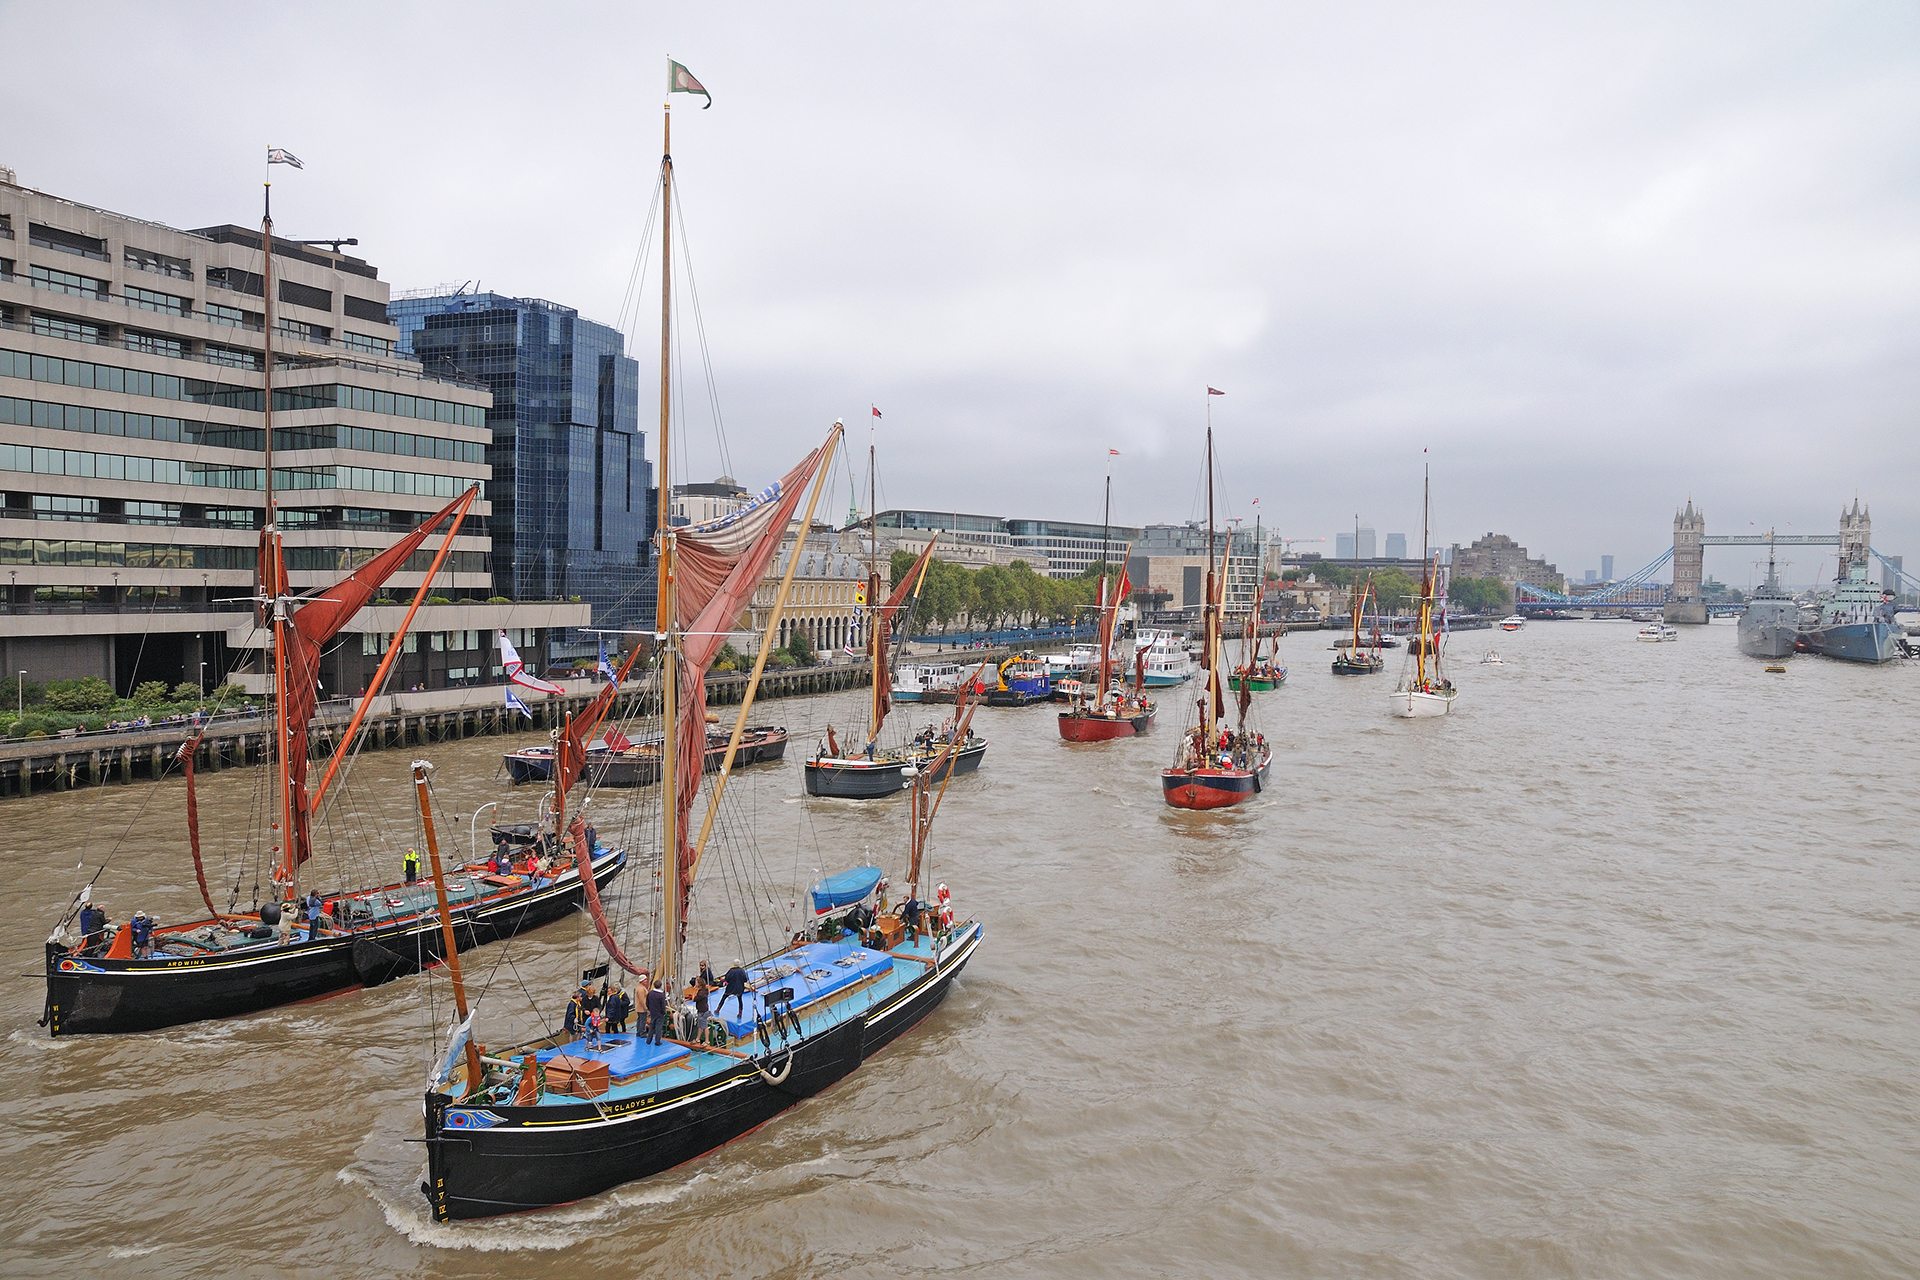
[668,60,711,108]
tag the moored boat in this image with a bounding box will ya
[1799,512,1899,664]
[985,652,1053,706]
[1737,534,1800,659]
[504,725,789,786]
[1133,629,1196,686]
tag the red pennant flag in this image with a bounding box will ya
[871,405,883,420]
[1206,386,1225,396]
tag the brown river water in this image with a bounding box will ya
[2,620,1916,1279]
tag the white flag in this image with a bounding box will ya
[267,148,305,169]
[500,630,564,696]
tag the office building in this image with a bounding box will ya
[0,169,583,692]
[1600,554,1615,582]
[1334,532,1354,560]
[1449,532,1567,594]
[1385,532,1407,559]
[394,289,650,637]
[1356,526,1376,560]
[864,509,1138,578]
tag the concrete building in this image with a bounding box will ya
[0,169,583,693]
[671,477,750,527]
[1385,532,1407,560]
[1129,521,1261,618]
[744,527,865,657]
[393,289,650,635]
[863,509,1137,578]
[1449,532,1567,595]
[1600,553,1615,582]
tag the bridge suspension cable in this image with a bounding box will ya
[1515,547,1675,606]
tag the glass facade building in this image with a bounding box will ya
[394,291,651,632]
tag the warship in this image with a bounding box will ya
[1736,539,1801,659]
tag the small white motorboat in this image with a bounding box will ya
[1635,624,1679,642]
[1480,650,1504,665]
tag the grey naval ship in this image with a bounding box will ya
[1737,544,1801,659]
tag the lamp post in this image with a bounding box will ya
[16,671,23,718]
[199,662,208,697]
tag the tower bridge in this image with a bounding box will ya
[1513,500,1910,621]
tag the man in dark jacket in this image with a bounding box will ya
[77,903,106,953]
[722,961,750,1019]
[644,983,669,1046]
[564,986,586,1037]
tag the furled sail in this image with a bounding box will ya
[278,489,476,868]
[669,440,834,908]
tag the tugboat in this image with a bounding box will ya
[985,652,1053,705]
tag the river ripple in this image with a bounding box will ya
[2,619,1916,1278]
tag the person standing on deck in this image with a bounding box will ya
[722,961,750,1018]
[403,847,420,884]
[644,982,668,1046]
[564,985,586,1038]
[690,973,714,1043]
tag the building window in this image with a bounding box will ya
[277,317,331,343]
[124,246,193,280]
[206,266,264,297]
[203,343,262,370]
[32,494,100,521]
[205,303,263,331]
[279,280,333,312]
[124,501,182,525]
[28,223,108,262]
[28,263,108,299]
[124,330,186,358]
[343,295,388,324]
[340,331,394,356]
[124,285,190,317]
[30,314,105,345]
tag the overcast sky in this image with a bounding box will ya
[5,2,1916,586]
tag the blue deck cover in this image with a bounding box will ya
[809,865,883,914]
[715,939,894,1036]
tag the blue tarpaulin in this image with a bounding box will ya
[810,865,883,914]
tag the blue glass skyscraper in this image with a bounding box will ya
[393,291,653,634]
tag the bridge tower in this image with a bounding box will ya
[1839,499,1870,571]
[1665,498,1708,624]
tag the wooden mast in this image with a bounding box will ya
[1096,469,1113,702]
[414,761,482,1096]
[1201,398,1218,743]
[260,183,296,900]
[1415,461,1431,688]
[867,435,881,741]
[657,97,684,986]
